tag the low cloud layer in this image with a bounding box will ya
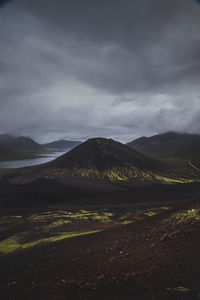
[0,0,200,143]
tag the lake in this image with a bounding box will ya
[0,150,69,169]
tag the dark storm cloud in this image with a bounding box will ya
[0,0,11,8]
[14,0,200,94]
[0,0,200,142]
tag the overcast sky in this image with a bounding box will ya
[0,0,200,143]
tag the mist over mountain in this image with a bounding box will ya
[42,139,82,150]
[0,134,43,153]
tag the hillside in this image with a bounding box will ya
[37,138,199,184]
[0,134,43,153]
[0,143,26,161]
[1,199,200,299]
[127,132,200,162]
[43,139,82,150]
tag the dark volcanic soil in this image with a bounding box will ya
[0,163,200,299]
[0,201,200,300]
[1,170,200,207]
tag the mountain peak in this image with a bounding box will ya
[84,137,115,144]
[40,138,164,183]
[84,137,116,147]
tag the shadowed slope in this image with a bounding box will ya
[50,138,160,170]
[37,138,196,184]
[0,143,25,161]
[0,134,43,153]
[127,132,200,162]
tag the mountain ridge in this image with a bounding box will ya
[0,134,43,153]
[127,131,200,161]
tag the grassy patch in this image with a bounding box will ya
[44,219,72,230]
[0,208,136,255]
[171,208,200,224]
[144,211,159,217]
[144,207,171,217]
[153,174,195,184]
[29,209,133,227]
[0,237,20,254]
[167,286,190,293]
[0,230,102,254]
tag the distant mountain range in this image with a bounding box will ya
[0,134,43,153]
[0,134,82,160]
[1,136,200,208]
[127,132,200,162]
[1,132,200,181]
[42,139,82,150]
